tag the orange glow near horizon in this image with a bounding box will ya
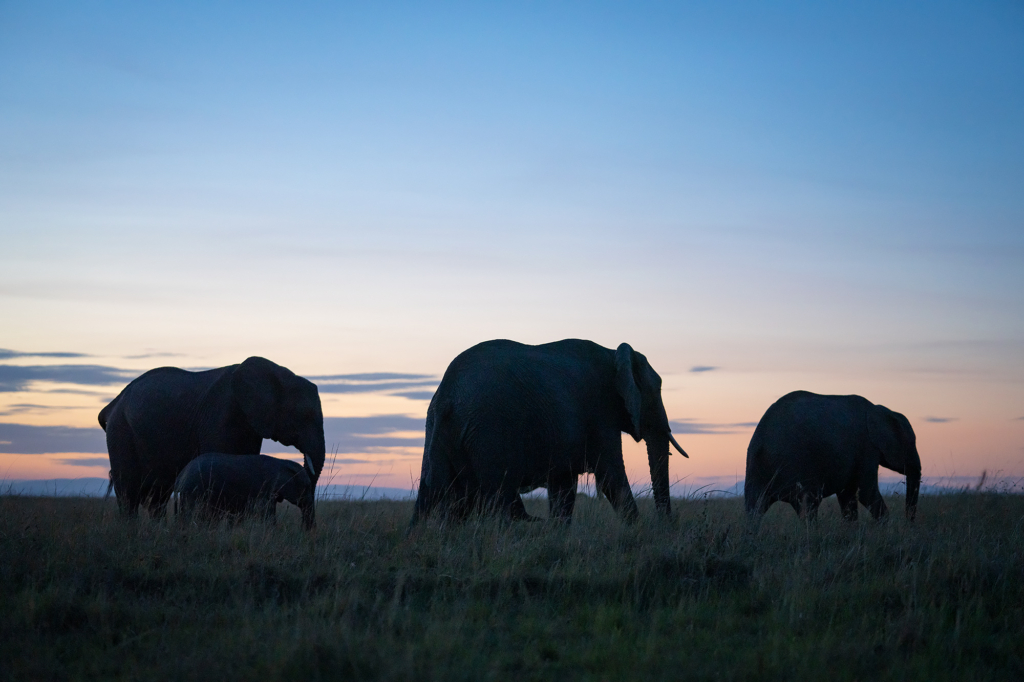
[2,349,1022,489]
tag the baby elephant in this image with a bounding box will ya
[174,453,316,529]
[745,391,921,522]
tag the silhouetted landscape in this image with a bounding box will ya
[3,493,1022,680]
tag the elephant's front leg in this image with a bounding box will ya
[837,486,859,521]
[547,471,577,522]
[858,468,889,520]
[859,486,888,520]
[595,465,638,523]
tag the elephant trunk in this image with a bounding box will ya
[299,428,326,485]
[905,458,921,522]
[300,494,316,530]
[647,435,671,516]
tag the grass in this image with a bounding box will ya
[1,492,1022,681]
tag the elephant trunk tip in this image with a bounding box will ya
[905,466,921,522]
[301,503,316,531]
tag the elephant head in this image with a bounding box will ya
[232,357,326,485]
[275,460,316,530]
[615,343,688,515]
[869,405,921,521]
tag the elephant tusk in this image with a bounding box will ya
[668,433,689,458]
[304,454,317,475]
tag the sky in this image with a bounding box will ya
[1,1,1022,494]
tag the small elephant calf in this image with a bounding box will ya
[174,453,316,529]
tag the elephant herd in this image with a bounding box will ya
[99,339,922,530]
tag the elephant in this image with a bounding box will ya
[174,453,316,529]
[744,391,921,522]
[99,356,325,520]
[411,339,688,524]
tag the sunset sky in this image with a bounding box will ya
[2,2,1022,494]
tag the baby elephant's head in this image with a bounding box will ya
[277,460,316,530]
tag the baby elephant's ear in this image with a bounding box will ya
[615,343,642,439]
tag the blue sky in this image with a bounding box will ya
[1,1,1022,486]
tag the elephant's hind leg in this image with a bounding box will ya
[507,494,539,521]
[547,472,578,522]
[744,480,771,519]
[146,485,173,520]
[489,476,538,521]
[789,491,821,521]
[837,486,859,521]
[108,436,143,519]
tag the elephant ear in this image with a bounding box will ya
[868,405,903,470]
[615,343,643,441]
[231,357,286,440]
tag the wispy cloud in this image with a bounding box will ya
[924,416,957,423]
[389,391,435,401]
[322,416,425,452]
[0,423,108,454]
[310,372,438,396]
[123,352,186,360]
[50,457,109,467]
[0,403,92,416]
[0,359,438,401]
[689,366,718,373]
[310,373,433,382]
[0,349,90,360]
[316,380,438,394]
[669,419,757,435]
[0,364,138,392]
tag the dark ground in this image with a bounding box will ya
[1,492,1022,681]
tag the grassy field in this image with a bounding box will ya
[2,492,1022,681]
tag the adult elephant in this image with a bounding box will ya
[744,391,921,522]
[99,357,325,519]
[412,339,688,524]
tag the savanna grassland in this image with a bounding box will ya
[1,492,1022,681]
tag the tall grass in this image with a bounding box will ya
[1,493,1022,680]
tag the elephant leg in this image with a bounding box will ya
[146,485,172,520]
[859,486,888,520]
[837,486,859,521]
[109,437,142,519]
[858,468,888,520]
[744,480,771,519]
[596,469,638,523]
[547,471,578,522]
[114,476,142,520]
[790,492,820,521]
[804,496,821,521]
[507,494,537,521]
[492,473,539,521]
[176,494,192,524]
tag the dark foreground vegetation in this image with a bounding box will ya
[2,493,1022,681]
